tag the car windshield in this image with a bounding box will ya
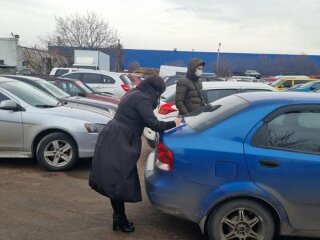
[271,79,283,86]
[0,81,59,107]
[185,95,250,131]
[37,80,70,98]
[161,86,176,103]
[120,74,133,86]
[299,81,320,88]
[77,81,95,93]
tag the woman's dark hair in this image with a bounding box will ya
[136,75,166,95]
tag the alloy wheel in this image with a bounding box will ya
[219,207,265,240]
[43,140,73,167]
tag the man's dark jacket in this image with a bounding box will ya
[176,58,205,116]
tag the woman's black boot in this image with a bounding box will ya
[112,213,134,233]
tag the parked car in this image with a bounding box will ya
[0,77,113,171]
[271,78,318,90]
[261,77,278,84]
[127,74,142,86]
[285,80,320,92]
[285,83,304,90]
[49,67,84,77]
[274,75,309,79]
[309,75,320,79]
[144,82,277,147]
[61,70,134,98]
[44,76,120,104]
[244,69,261,78]
[159,65,187,78]
[165,73,222,87]
[16,68,35,75]
[4,75,118,113]
[227,76,258,82]
[145,92,320,240]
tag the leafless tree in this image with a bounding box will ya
[128,61,141,73]
[42,12,118,49]
[20,47,69,74]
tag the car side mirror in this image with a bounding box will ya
[0,100,20,111]
[77,92,86,97]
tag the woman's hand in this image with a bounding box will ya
[174,117,182,126]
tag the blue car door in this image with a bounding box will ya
[244,105,320,231]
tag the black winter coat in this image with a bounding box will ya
[176,58,206,116]
[89,86,176,202]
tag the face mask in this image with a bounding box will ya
[195,69,203,77]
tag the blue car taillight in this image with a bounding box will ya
[156,142,174,172]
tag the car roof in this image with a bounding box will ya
[0,76,20,83]
[59,77,81,82]
[4,75,45,82]
[62,70,125,77]
[202,81,276,90]
[52,67,80,70]
[236,92,320,104]
[303,80,320,84]
[279,78,318,80]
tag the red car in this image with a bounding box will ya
[45,76,120,105]
[127,74,142,86]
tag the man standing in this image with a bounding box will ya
[176,58,205,116]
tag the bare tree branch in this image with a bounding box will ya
[41,11,118,49]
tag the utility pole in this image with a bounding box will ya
[216,42,222,76]
[117,39,121,72]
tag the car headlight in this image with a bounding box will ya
[95,124,106,133]
[84,123,105,133]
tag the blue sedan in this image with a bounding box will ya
[145,92,320,240]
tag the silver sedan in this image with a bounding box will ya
[0,77,113,171]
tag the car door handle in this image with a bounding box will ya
[260,159,279,168]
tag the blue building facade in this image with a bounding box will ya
[49,46,320,75]
[124,49,320,75]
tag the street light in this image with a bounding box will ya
[216,42,222,76]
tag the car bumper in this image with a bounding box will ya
[145,151,182,215]
[144,151,202,223]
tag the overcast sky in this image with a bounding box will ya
[1,0,320,55]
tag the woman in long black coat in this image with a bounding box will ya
[89,76,181,232]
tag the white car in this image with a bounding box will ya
[227,76,257,82]
[144,81,277,147]
[49,67,83,77]
[61,70,134,98]
[244,69,261,78]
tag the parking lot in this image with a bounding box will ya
[0,138,316,240]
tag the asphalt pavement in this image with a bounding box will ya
[0,138,317,240]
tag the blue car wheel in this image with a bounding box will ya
[207,199,275,240]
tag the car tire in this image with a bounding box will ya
[207,199,275,240]
[36,132,78,171]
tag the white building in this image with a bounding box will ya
[0,37,21,73]
[0,37,68,74]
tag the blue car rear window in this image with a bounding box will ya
[185,95,250,131]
